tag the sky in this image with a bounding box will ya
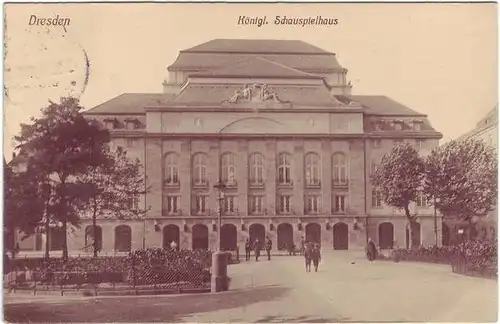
[3,3,498,160]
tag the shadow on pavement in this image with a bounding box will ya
[4,285,291,323]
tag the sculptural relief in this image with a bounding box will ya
[225,83,289,104]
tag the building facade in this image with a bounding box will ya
[443,106,498,244]
[15,39,443,254]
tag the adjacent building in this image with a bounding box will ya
[13,39,443,255]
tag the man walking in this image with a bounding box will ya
[254,238,261,261]
[311,243,321,272]
[265,236,272,261]
[366,237,377,262]
[245,238,251,261]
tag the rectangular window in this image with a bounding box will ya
[371,190,383,208]
[126,139,138,148]
[413,123,422,131]
[371,161,378,175]
[223,196,237,213]
[416,193,428,207]
[128,194,139,210]
[126,122,136,130]
[249,195,264,214]
[416,140,424,149]
[195,196,206,213]
[371,139,382,148]
[305,195,321,214]
[165,196,179,213]
[278,167,291,184]
[334,195,347,213]
[278,195,291,213]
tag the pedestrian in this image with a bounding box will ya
[254,238,261,261]
[245,238,251,261]
[366,237,377,262]
[304,242,313,272]
[311,243,321,272]
[265,236,272,261]
[170,240,178,251]
[300,237,305,256]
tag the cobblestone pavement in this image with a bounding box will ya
[4,250,498,323]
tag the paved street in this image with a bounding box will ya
[4,250,498,323]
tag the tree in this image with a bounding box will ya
[77,146,150,257]
[14,97,110,260]
[424,138,497,240]
[4,159,46,257]
[371,141,426,248]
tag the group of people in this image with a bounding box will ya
[244,236,273,261]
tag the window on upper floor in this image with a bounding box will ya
[371,189,383,208]
[194,195,207,214]
[192,153,208,186]
[221,153,236,186]
[416,140,424,149]
[416,192,428,208]
[278,153,292,185]
[249,195,264,215]
[164,195,180,214]
[222,196,237,214]
[413,122,422,131]
[371,139,382,148]
[333,194,348,213]
[305,153,321,186]
[127,194,139,210]
[305,195,322,214]
[394,123,402,131]
[164,153,179,186]
[277,195,291,214]
[126,139,138,148]
[370,160,378,176]
[332,152,348,185]
[249,153,265,186]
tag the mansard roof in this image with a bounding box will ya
[190,57,323,80]
[349,95,425,117]
[168,39,343,73]
[183,39,332,54]
[84,93,175,115]
[85,92,430,117]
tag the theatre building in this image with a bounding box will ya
[14,39,443,255]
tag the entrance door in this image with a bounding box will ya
[333,222,348,250]
[305,223,321,244]
[220,224,237,251]
[277,223,294,250]
[249,223,266,245]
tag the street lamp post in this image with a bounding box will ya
[211,179,228,293]
[213,181,226,251]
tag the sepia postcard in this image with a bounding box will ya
[2,2,498,323]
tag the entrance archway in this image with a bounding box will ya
[333,222,349,250]
[115,225,132,252]
[378,222,394,249]
[305,223,321,244]
[277,223,294,250]
[220,224,237,251]
[249,223,266,245]
[405,222,421,248]
[163,224,180,249]
[192,224,209,250]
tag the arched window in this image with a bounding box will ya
[278,153,292,185]
[164,153,179,185]
[221,153,236,184]
[249,153,264,185]
[114,225,132,252]
[305,153,321,186]
[192,153,208,186]
[332,152,348,185]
